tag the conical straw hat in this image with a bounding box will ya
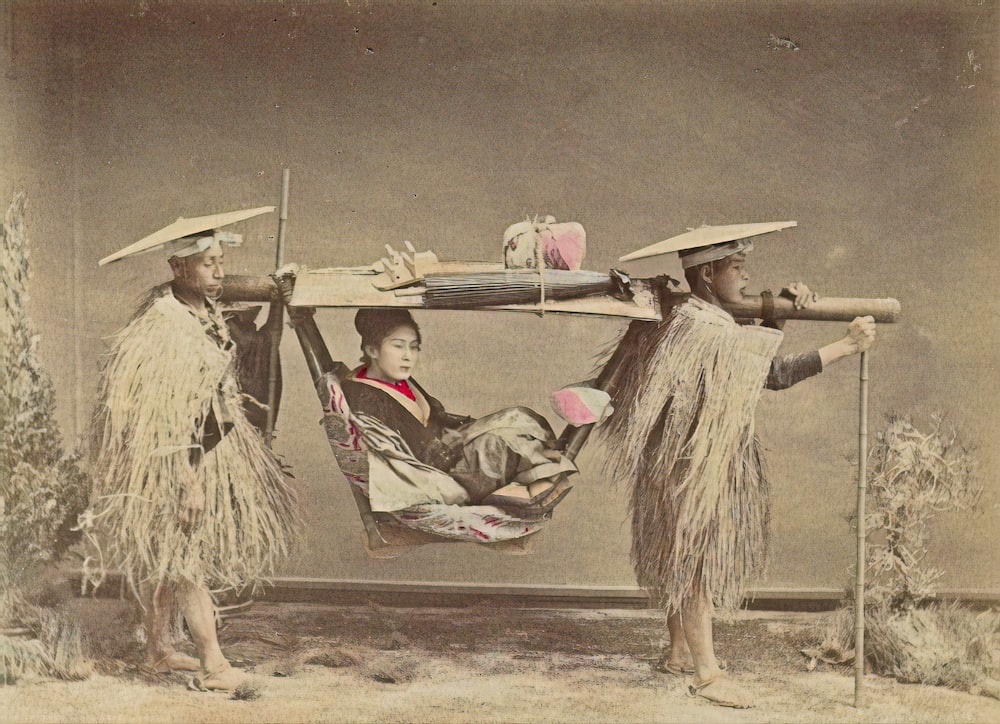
[98,205,275,266]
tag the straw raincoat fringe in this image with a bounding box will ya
[90,287,297,592]
[600,297,783,615]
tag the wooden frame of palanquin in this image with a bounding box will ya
[217,267,899,553]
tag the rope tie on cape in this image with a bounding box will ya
[535,233,546,313]
[760,289,775,325]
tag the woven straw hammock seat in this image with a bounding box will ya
[288,308,577,558]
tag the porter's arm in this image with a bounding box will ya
[818,315,876,367]
[765,283,875,388]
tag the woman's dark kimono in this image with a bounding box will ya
[341,369,575,504]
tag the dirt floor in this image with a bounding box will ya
[3,596,1000,724]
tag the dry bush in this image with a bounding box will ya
[817,415,997,697]
[866,604,999,693]
[863,415,979,611]
[0,602,92,684]
[1,192,90,683]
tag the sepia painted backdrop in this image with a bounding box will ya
[2,0,997,594]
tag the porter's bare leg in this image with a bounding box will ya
[141,581,199,672]
[681,584,752,708]
[657,611,694,673]
[178,580,248,690]
[177,581,227,672]
[681,589,725,684]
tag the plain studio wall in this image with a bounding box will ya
[2,1,997,595]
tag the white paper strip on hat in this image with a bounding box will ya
[619,220,797,262]
[98,205,275,266]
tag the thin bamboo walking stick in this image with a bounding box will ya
[854,350,869,707]
[275,168,290,269]
[264,169,291,443]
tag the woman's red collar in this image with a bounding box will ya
[356,366,416,401]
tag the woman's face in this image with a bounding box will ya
[366,324,421,382]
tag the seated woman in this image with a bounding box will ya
[340,308,576,509]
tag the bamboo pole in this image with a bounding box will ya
[264,169,291,443]
[854,351,870,707]
[220,270,901,325]
[217,274,277,302]
[286,307,340,386]
[276,169,290,269]
[720,294,900,324]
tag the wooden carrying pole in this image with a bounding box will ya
[264,169,291,443]
[854,350,870,707]
[721,294,900,324]
[218,274,277,301]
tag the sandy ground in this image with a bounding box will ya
[3,598,999,724]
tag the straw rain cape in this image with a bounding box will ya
[90,288,297,591]
[600,297,783,615]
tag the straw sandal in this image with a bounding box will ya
[140,652,201,674]
[687,674,753,709]
[501,485,573,518]
[655,658,694,676]
[655,655,726,676]
[484,481,555,508]
[188,665,250,692]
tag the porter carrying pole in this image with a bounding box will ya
[264,169,290,443]
[854,350,870,707]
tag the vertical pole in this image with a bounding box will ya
[854,350,869,707]
[275,168,290,269]
[71,9,85,440]
[264,169,290,443]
